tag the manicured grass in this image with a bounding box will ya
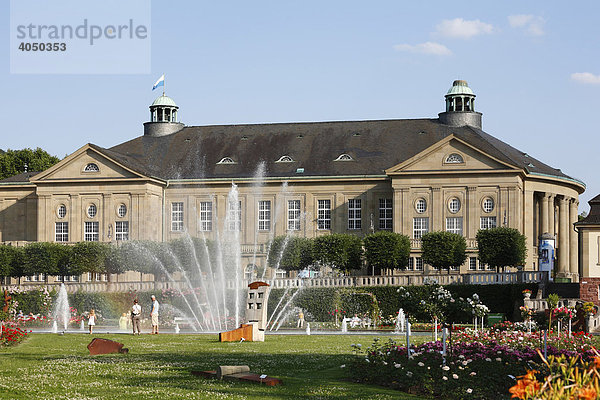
[0,333,428,399]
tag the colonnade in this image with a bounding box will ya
[536,192,579,281]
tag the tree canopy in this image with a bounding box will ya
[0,148,60,180]
[313,233,363,273]
[421,231,467,272]
[476,227,526,272]
[267,236,314,271]
[363,231,411,274]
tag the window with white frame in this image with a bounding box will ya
[482,197,495,213]
[478,260,485,271]
[415,198,427,213]
[413,217,429,239]
[445,153,464,164]
[317,200,331,230]
[469,257,477,271]
[115,221,129,241]
[448,198,461,213]
[407,257,414,271]
[480,216,497,230]
[379,198,392,230]
[287,200,301,231]
[84,163,100,172]
[348,199,361,230]
[415,257,424,271]
[199,201,213,231]
[87,204,97,218]
[55,222,69,242]
[57,204,67,218]
[258,201,271,231]
[84,221,99,241]
[171,202,184,232]
[117,204,127,218]
[446,217,463,235]
[227,201,241,231]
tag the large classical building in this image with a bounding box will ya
[0,80,585,282]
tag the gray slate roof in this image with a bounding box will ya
[577,194,600,226]
[105,118,576,182]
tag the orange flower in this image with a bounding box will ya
[577,387,597,400]
[592,357,600,370]
[509,372,541,399]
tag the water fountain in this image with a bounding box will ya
[51,284,70,332]
[341,318,348,333]
[80,320,85,331]
[306,323,311,335]
[394,308,406,334]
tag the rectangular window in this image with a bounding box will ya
[469,257,477,271]
[317,199,331,230]
[228,201,241,232]
[84,221,99,242]
[171,202,184,232]
[478,260,485,271]
[413,217,429,239]
[199,201,213,232]
[407,257,414,271]
[379,198,392,230]
[287,200,301,231]
[55,222,69,242]
[446,217,463,235]
[480,216,497,230]
[115,221,129,241]
[258,200,271,231]
[415,257,424,271]
[348,199,361,230]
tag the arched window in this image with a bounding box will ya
[276,155,294,163]
[245,264,257,280]
[117,204,127,218]
[482,198,494,213]
[84,163,100,172]
[445,153,464,164]
[87,204,97,218]
[217,157,236,164]
[448,198,461,213]
[57,204,67,219]
[334,154,353,161]
[415,198,427,214]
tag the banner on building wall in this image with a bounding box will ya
[539,238,555,282]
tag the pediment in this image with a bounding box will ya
[31,144,148,182]
[386,135,518,175]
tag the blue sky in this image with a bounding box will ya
[2,1,599,210]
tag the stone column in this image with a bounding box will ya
[466,186,477,239]
[558,197,569,277]
[548,194,555,237]
[524,190,535,269]
[570,199,579,280]
[540,193,549,235]
[432,187,441,231]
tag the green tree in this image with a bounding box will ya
[0,245,17,277]
[313,233,363,274]
[421,231,467,273]
[268,236,314,271]
[476,227,527,273]
[363,231,410,275]
[23,242,69,279]
[0,148,60,180]
[68,242,110,276]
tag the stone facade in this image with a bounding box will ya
[0,81,586,282]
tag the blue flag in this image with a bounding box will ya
[153,74,165,91]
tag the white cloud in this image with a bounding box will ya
[393,42,452,56]
[508,15,545,36]
[435,18,493,39]
[571,72,600,85]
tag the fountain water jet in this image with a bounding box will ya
[51,284,70,331]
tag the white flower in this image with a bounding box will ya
[466,388,473,394]
[470,372,476,376]
[406,371,413,377]
[452,374,459,379]
[340,364,346,368]
[365,358,370,363]
[418,362,425,367]
[462,361,468,366]
[394,363,401,369]
[485,358,492,362]
[382,361,388,366]
[495,357,502,362]
[442,365,450,371]
[442,376,448,381]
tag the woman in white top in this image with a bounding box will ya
[88,309,96,334]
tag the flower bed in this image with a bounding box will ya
[348,330,598,400]
[0,323,29,347]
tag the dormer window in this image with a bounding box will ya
[217,157,236,165]
[84,163,100,172]
[334,154,353,161]
[444,153,464,164]
[276,155,294,163]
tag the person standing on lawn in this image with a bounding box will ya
[150,295,160,334]
[131,299,142,335]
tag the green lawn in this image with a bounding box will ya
[0,333,428,400]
